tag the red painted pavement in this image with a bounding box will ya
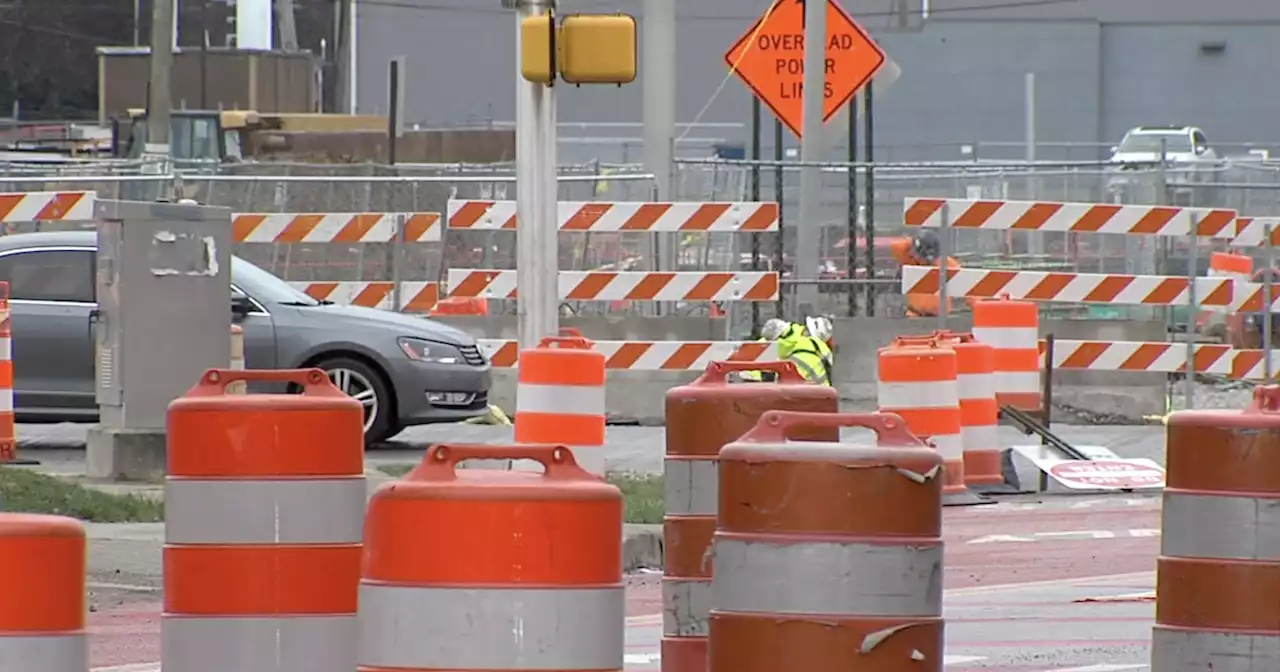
[87,500,1163,668]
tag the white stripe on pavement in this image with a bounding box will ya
[91,665,161,672]
[1054,660,1146,665]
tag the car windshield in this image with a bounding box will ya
[1119,133,1192,154]
[231,256,321,306]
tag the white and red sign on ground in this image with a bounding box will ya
[1043,459,1166,491]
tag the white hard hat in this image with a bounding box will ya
[760,318,788,341]
[805,315,834,341]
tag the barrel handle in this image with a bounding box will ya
[738,410,926,447]
[1252,385,1280,413]
[537,336,594,349]
[187,368,347,397]
[693,359,807,384]
[414,443,594,481]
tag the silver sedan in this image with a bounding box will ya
[1,230,492,444]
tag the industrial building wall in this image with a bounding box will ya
[355,0,1280,162]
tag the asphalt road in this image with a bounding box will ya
[15,420,1169,476]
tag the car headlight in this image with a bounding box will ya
[398,337,463,364]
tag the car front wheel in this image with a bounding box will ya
[313,356,395,445]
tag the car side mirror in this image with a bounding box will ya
[1195,146,1207,155]
[231,295,254,318]
[1110,145,1119,153]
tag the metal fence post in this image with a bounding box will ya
[1267,222,1275,380]
[937,200,951,331]
[391,213,405,312]
[1183,219,1197,410]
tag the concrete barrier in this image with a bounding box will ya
[440,316,1168,424]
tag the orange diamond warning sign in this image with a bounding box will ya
[724,0,886,138]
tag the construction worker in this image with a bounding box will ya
[889,230,971,317]
[739,318,834,385]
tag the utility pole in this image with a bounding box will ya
[514,0,560,348]
[642,0,676,305]
[200,0,209,109]
[146,0,176,172]
[278,0,300,51]
[794,0,826,318]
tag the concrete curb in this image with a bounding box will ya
[622,524,663,571]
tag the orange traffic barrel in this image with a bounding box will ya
[514,336,606,475]
[164,369,366,672]
[358,444,623,671]
[907,330,1005,491]
[663,361,839,672]
[944,333,1004,491]
[0,282,12,463]
[877,337,973,503]
[0,513,87,670]
[972,295,1041,411]
[710,410,944,672]
[1153,384,1280,670]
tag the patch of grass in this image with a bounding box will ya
[377,463,665,524]
[607,472,664,525]
[0,468,164,523]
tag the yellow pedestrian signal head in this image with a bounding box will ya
[520,14,556,84]
[558,14,637,85]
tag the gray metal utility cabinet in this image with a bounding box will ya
[86,198,232,481]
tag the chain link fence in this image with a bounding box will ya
[670,158,1280,322]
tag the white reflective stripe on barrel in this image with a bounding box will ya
[930,433,964,460]
[0,335,10,359]
[956,372,994,399]
[997,371,1041,393]
[664,458,717,516]
[877,381,959,409]
[1151,628,1280,670]
[165,479,366,545]
[961,424,999,450]
[358,585,624,670]
[663,579,711,637]
[0,389,11,412]
[0,633,87,671]
[712,537,942,617]
[163,615,356,672]
[515,383,606,416]
[1161,492,1280,561]
[971,326,1038,350]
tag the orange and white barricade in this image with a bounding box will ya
[290,281,442,313]
[231,211,444,313]
[0,513,88,671]
[904,197,1237,239]
[358,444,624,672]
[0,191,95,224]
[514,336,607,475]
[877,337,973,502]
[164,369,366,672]
[446,269,779,303]
[0,282,12,463]
[972,296,1041,411]
[481,339,778,370]
[447,199,780,232]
